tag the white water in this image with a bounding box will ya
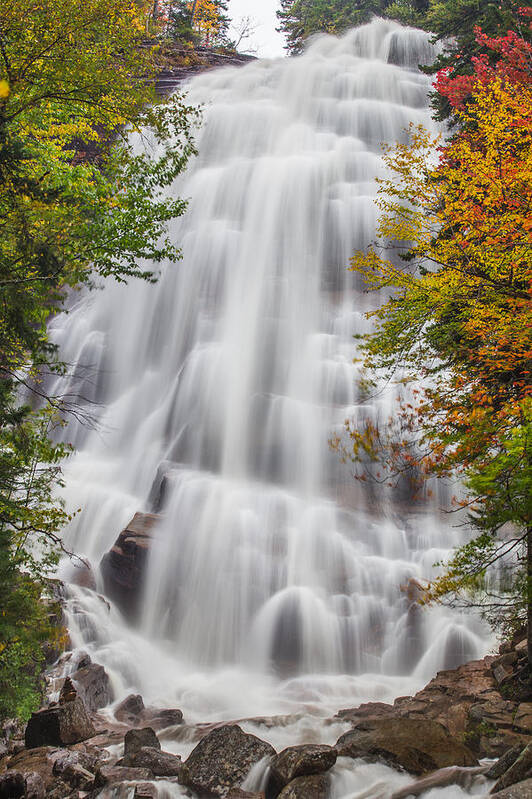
[51,19,492,798]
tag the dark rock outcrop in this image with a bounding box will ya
[277,774,329,799]
[268,744,337,796]
[100,512,160,620]
[336,717,478,775]
[180,724,275,798]
[25,696,95,749]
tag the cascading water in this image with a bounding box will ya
[50,17,492,797]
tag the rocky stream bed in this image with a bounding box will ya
[2,626,532,798]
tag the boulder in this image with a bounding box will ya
[491,743,532,793]
[25,697,95,748]
[121,746,184,777]
[336,718,478,776]
[95,764,154,787]
[115,693,145,723]
[491,778,532,798]
[70,662,113,711]
[277,774,329,799]
[100,512,160,620]
[268,745,337,795]
[124,727,160,757]
[180,724,275,798]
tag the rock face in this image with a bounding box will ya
[24,696,95,749]
[336,650,530,758]
[267,745,337,796]
[277,774,329,799]
[70,662,113,711]
[100,512,160,620]
[180,724,275,798]
[336,718,478,776]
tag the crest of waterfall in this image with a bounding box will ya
[51,18,490,719]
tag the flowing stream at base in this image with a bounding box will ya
[51,18,493,798]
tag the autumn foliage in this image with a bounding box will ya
[345,17,532,636]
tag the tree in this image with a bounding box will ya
[190,0,229,46]
[0,0,197,719]
[423,0,530,119]
[277,0,386,54]
[342,27,532,661]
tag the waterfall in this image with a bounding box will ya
[51,18,489,730]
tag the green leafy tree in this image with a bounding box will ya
[0,0,198,719]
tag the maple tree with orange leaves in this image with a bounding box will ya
[339,20,532,659]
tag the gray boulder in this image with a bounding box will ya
[268,745,336,796]
[124,727,160,757]
[277,774,329,798]
[180,724,275,797]
[336,717,477,775]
